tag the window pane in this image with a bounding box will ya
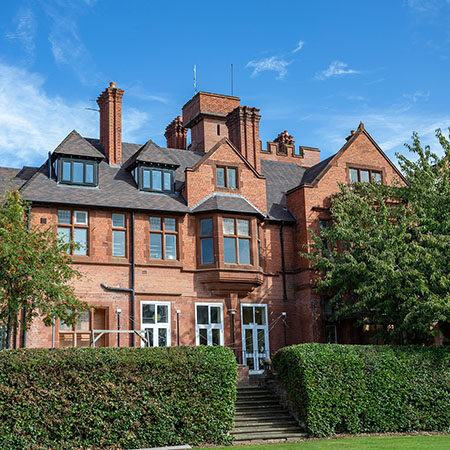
[243,307,253,325]
[62,161,71,181]
[143,169,151,189]
[224,237,236,263]
[360,170,370,183]
[237,219,249,236]
[165,234,177,260]
[319,220,329,231]
[197,305,209,325]
[223,218,235,235]
[73,162,84,184]
[150,233,162,259]
[112,213,125,228]
[201,238,214,264]
[57,227,71,245]
[238,238,250,264]
[113,230,125,257]
[255,307,266,325]
[74,211,88,225]
[212,328,220,346]
[200,218,213,236]
[163,171,172,191]
[145,328,154,346]
[227,168,237,188]
[157,305,168,324]
[245,328,253,353]
[372,172,382,183]
[142,304,155,324]
[158,328,168,347]
[85,164,94,184]
[150,217,161,231]
[164,218,176,232]
[58,210,71,224]
[76,311,90,331]
[199,328,208,345]
[217,168,225,187]
[257,329,266,352]
[73,228,87,255]
[210,306,221,324]
[349,168,359,183]
[60,309,73,331]
[152,170,162,191]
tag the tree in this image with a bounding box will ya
[307,130,450,345]
[0,190,88,349]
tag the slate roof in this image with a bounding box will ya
[11,133,338,220]
[124,139,180,169]
[52,130,105,160]
[260,159,306,221]
[191,193,264,216]
[0,166,39,196]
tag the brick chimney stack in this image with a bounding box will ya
[274,130,295,154]
[97,82,124,166]
[226,106,262,173]
[165,116,187,149]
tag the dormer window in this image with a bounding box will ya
[139,166,174,193]
[57,158,98,187]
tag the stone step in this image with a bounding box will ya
[233,431,308,441]
[237,393,278,401]
[233,424,302,434]
[236,399,279,406]
[235,409,290,417]
[235,405,286,412]
[234,418,298,427]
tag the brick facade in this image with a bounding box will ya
[4,83,411,367]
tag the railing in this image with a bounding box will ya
[90,329,151,347]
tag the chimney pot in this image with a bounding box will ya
[109,82,116,88]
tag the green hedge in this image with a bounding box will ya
[0,346,237,449]
[272,344,450,437]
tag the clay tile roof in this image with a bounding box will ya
[52,130,105,159]
[191,193,265,216]
[124,139,179,169]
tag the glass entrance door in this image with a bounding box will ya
[241,304,269,374]
[141,302,171,347]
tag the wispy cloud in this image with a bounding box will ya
[292,40,305,54]
[315,61,360,80]
[403,90,430,102]
[126,85,170,104]
[0,62,149,167]
[245,56,291,80]
[43,2,100,86]
[5,7,36,61]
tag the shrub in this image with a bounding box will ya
[0,346,237,449]
[272,344,450,437]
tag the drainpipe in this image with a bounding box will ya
[101,211,136,347]
[280,222,288,302]
[131,211,136,346]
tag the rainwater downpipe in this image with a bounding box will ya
[22,206,32,348]
[280,221,288,302]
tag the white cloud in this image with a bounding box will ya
[0,62,149,168]
[5,7,36,60]
[43,3,100,85]
[245,56,291,80]
[315,61,360,80]
[403,90,430,102]
[292,40,305,54]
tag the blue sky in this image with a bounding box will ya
[1,0,450,169]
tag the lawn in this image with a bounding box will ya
[208,434,450,449]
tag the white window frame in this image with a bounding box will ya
[74,211,88,225]
[140,301,171,347]
[195,303,224,346]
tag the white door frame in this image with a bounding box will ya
[140,301,171,347]
[241,303,270,374]
[195,302,224,346]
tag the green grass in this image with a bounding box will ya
[208,435,450,449]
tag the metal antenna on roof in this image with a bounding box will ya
[193,64,197,94]
[231,63,234,96]
[85,108,99,112]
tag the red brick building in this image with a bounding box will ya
[0,83,407,372]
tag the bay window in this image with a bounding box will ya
[223,218,251,265]
[200,218,214,264]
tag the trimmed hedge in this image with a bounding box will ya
[0,346,237,449]
[272,344,450,437]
